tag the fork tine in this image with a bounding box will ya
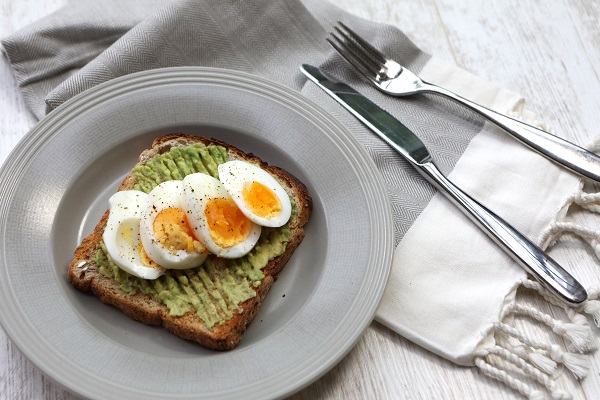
[327,34,380,81]
[332,27,383,74]
[336,21,387,65]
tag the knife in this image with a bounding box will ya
[301,64,587,305]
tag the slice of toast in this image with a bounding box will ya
[68,134,312,350]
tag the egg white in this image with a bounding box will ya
[218,160,292,227]
[182,173,261,258]
[140,180,208,270]
[103,190,165,280]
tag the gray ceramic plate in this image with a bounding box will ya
[0,67,393,399]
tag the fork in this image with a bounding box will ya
[328,21,600,183]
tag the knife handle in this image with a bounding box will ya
[417,160,587,305]
[427,84,600,183]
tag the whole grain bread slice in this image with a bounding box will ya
[68,134,312,350]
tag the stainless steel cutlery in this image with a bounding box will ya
[301,63,587,305]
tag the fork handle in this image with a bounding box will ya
[424,83,600,182]
[416,159,587,305]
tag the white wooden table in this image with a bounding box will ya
[2,1,600,399]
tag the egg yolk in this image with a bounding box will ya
[205,198,252,248]
[242,181,281,219]
[153,207,205,254]
[138,243,161,268]
[120,225,134,245]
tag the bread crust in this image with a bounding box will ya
[68,134,311,350]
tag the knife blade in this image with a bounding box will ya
[301,63,587,305]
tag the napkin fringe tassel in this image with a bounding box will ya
[493,322,588,379]
[474,352,569,400]
[474,279,596,398]
[474,357,543,399]
[503,302,596,353]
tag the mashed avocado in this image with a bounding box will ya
[95,143,292,329]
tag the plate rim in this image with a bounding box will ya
[0,66,393,399]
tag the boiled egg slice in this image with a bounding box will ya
[182,173,261,259]
[140,180,209,270]
[103,191,165,280]
[218,160,292,228]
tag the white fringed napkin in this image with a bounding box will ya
[3,0,600,398]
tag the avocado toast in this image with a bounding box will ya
[68,134,312,350]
